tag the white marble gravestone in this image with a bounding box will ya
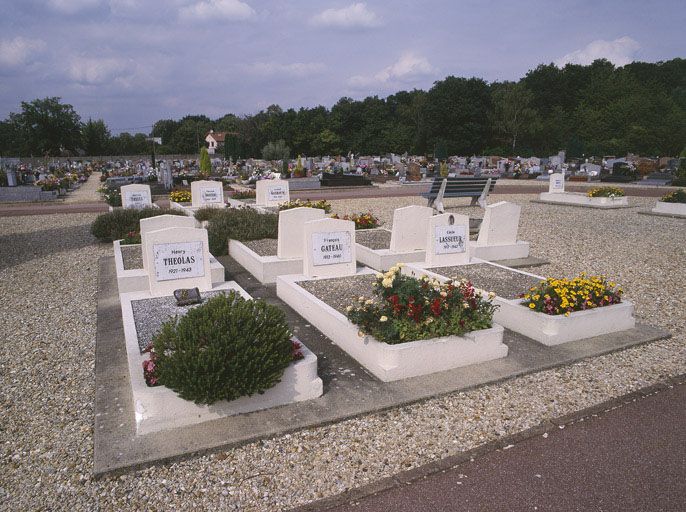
[143,227,212,296]
[121,184,152,209]
[140,215,198,271]
[256,179,290,207]
[548,173,565,194]
[389,205,433,252]
[426,213,470,266]
[303,218,356,278]
[191,180,224,208]
[277,207,326,259]
[476,201,520,246]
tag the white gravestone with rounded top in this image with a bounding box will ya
[426,213,470,266]
[256,179,290,207]
[549,173,565,194]
[121,184,152,209]
[277,207,326,259]
[143,227,212,296]
[191,180,224,208]
[389,205,433,252]
[303,218,356,278]
[476,201,520,246]
[140,215,198,271]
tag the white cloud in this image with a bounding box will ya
[555,36,640,67]
[0,37,46,68]
[310,2,380,29]
[348,52,436,88]
[247,61,326,77]
[47,0,103,14]
[68,56,128,85]
[180,0,255,22]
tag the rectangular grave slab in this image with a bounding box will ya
[256,179,290,207]
[119,282,323,435]
[276,272,507,382]
[425,213,470,267]
[548,173,565,194]
[651,201,686,218]
[140,215,199,271]
[191,180,225,208]
[537,192,630,208]
[121,184,153,209]
[389,205,433,252]
[228,239,303,284]
[403,261,636,346]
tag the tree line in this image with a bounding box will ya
[1,58,684,159]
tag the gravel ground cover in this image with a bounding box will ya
[1,193,685,511]
[428,264,543,299]
[120,244,142,270]
[355,229,392,250]
[131,291,232,352]
[299,274,378,314]
[242,238,278,257]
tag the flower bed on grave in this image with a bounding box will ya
[652,189,686,217]
[278,199,332,213]
[330,212,380,230]
[277,265,507,382]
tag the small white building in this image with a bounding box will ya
[205,130,227,155]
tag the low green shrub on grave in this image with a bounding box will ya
[90,207,187,242]
[150,292,295,404]
[206,207,278,255]
[194,206,225,223]
[660,189,686,203]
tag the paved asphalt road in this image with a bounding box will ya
[326,382,686,512]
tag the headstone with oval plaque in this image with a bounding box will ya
[121,184,152,209]
[191,180,224,208]
[549,173,565,194]
[256,179,290,207]
[303,218,356,278]
[143,227,212,296]
[426,213,470,266]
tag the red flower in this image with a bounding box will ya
[430,298,442,317]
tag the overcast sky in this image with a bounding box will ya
[1,0,683,133]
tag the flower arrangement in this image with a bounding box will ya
[98,186,122,206]
[660,189,686,203]
[519,273,623,317]
[169,189,192,203]
[587,186,625,198]
[331,212,380,230]
[36,175,60,191]
[121,230,141,245]
[278,199,332,213]
[346,265,497,344]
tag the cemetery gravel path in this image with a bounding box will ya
[0,193,684,511]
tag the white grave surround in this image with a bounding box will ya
[256,179,290,207]
[472,201,530,261]
[113,217,224,294]
[651,200,686,218]
[228,207,325,284]
[538,179,630,208]
[276,268,507,382]
[119,281,323,435]
[303,218,357,279]
[403,260,636,346]
[121,184,153,209]
[356,205,433,271]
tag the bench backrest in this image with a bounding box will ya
[427,176,498,197]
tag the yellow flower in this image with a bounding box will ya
[564,311,570,317]
[529,303,536,309]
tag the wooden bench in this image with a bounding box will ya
[422,176,498,212]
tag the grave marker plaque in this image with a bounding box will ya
[256,179,290,207]
[549,173,565,193]
[425,213,470,266]
[303,218,356,278]
[191,180,224,207]
[121,184,152,209]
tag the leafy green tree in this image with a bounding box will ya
[9,97,82,156]
[82,118,111,156]
[261,139,290,161]
[199,146,211,177]
[491,82,539,152]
